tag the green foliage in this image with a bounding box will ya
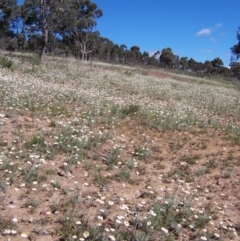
[25,134,46,150]
[211,57,224,75]
[146,195,193,236]
[121,104,140,116]
[115,167,131,182]
[0,56,14,70]
[0,159,18,184]
[24,197,40,214]
[104,147,120,170]
[22,165,40,183]
[160,48,175,68]
[124,70,133,76]
[58,216,104,241]
[49,105,72,117]
[194,213,210,228]
[179,56,189,70]
[230,62,240,80]
[133,146,151,161]
[231,26,240,61]
[21,0,103,60]
[0,0,18,38]
[94,170,110,186]
[204,60,214,74]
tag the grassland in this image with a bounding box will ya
[0,52,240,241]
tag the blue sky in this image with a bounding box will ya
[18,0,239,66]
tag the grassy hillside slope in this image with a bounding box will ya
[0,53,240,241]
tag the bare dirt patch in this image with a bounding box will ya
[0,109,240,241]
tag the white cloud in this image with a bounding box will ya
[210,37,217,44]
[148,51,156,57]
[216,23,222,28]
[148,51,161,58]
[196,28,212,36]
[199,49,213,54]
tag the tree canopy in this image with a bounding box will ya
[21,0,102,60]
[159,48,175,68]
[23,0,68,60]
[231,27,240,61]
[0,0,17,32]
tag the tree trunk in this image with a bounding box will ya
[80,42,87,60]
[40,0,49,62]
[81,49,85,60]
[41,29,48,61]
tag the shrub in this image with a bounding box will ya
[0,56,14,70]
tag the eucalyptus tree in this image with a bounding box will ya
[120,44,128,64]
[179,57,188,70]
[231,27,240,61]
[188,58,198,72]
[195,62,205,77]
[173,55,180,69]
[129,45,142,64]
[189,58,206,76]
[93,37,113,61]
[0,0,18,48]
[211,57,223,75]
[22,0,69,60]
[230,62,240,80]
[26,34,43,53]
[142,51,150,65]
[0,0,16,33]
[204,60,214,75]
[159,48,175,68]
[62,0,103,60]
[110,44,121,62]
[148,51,161,66]
[111,44,128,63]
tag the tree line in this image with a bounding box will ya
[0,0,240,79]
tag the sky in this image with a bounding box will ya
[17,0,240,66]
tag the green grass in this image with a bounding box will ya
[25,134,46,149]
[104,147,120,170]
[114,167,131,182]
[133,146,151,161]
